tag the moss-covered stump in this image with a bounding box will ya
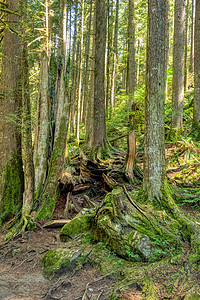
[60,208,96,241]
[41,248,87,279]
[93,188,185,262]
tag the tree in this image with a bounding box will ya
[184,0,190,91]
[143,0,167,202]
[189,0,195,73]
[35,0,70,220]
[193,0,200,131]
[85,1,96,149]
[125,0,136,183]
[92,0,107,157]
[20,0,35,221]
[172,0,185,130]
[0,0,24,225]
[62,0,200,270]
[110,0,119,112]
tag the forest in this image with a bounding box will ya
[0,0,200,299]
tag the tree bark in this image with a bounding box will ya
[92,0,107,156]
[0,0,24,224]
[85,2,96,149]
[33,52,50,199]
[165,0,170,99]
[172,0,185,130]
[76,0,84,143]
[110,0,119,113]
[20,0,34,217]
[143,0,166,203]
[128,0,135,108]
[184,0,190,91]
[189,0,195,73]
[193,0,200,129]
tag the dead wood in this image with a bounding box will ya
[125,130,136,183]
[109,132,129,143]
[64,192,71,217]
[72,185,91,195]
[83,195,96,208]
[42,220,70,228]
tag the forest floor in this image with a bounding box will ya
[0,141,200,300]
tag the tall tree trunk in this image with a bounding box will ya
[125,0,136,182]
[81,0,92,124]
[92,0,107,156]
[172,0,185,130]
[36,0,70,221]
[0,0,24,224]
[143,0,166,203]
[76,0,84,143]
[165,0,170,99]
[189,0,195,73]
[105,0,112,112]
[193,0,200,129]
[128,0,135,114]
[110,0,119,112]
[69,1,78,135]
[33,52,50,199]
[136,39,140,85]
[85,2,96,149]
[184,0,190,91]
[20,0,35,218]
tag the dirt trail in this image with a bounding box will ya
[0,229,118,300]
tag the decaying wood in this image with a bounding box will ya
[64,192,71,217]
[109,132,129,143]
[83,195,96,208]
[42,219,70,228]
[125,130,136,183]
[102,173,117,189]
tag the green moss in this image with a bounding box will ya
[41,248,86,279]
[0,155,24,226]
[35,189,58,221]
[60,208,94,241]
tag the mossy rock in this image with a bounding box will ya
[60,208,95,241]
[41,248,86,279]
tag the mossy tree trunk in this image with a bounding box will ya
[0,0,24,225]
[20,0,35,219]
[36,59,70,220]
[35,0,70,221]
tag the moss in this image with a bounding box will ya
[35,189,58,221]
[41,248,86,279]
[60,208,95,241]
[0,155,24,226]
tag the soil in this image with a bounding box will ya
[0,229,120,300]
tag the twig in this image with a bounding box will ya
[96,290,103,300]
[13,258,28,270]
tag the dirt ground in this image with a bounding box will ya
[0,228,123,300]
